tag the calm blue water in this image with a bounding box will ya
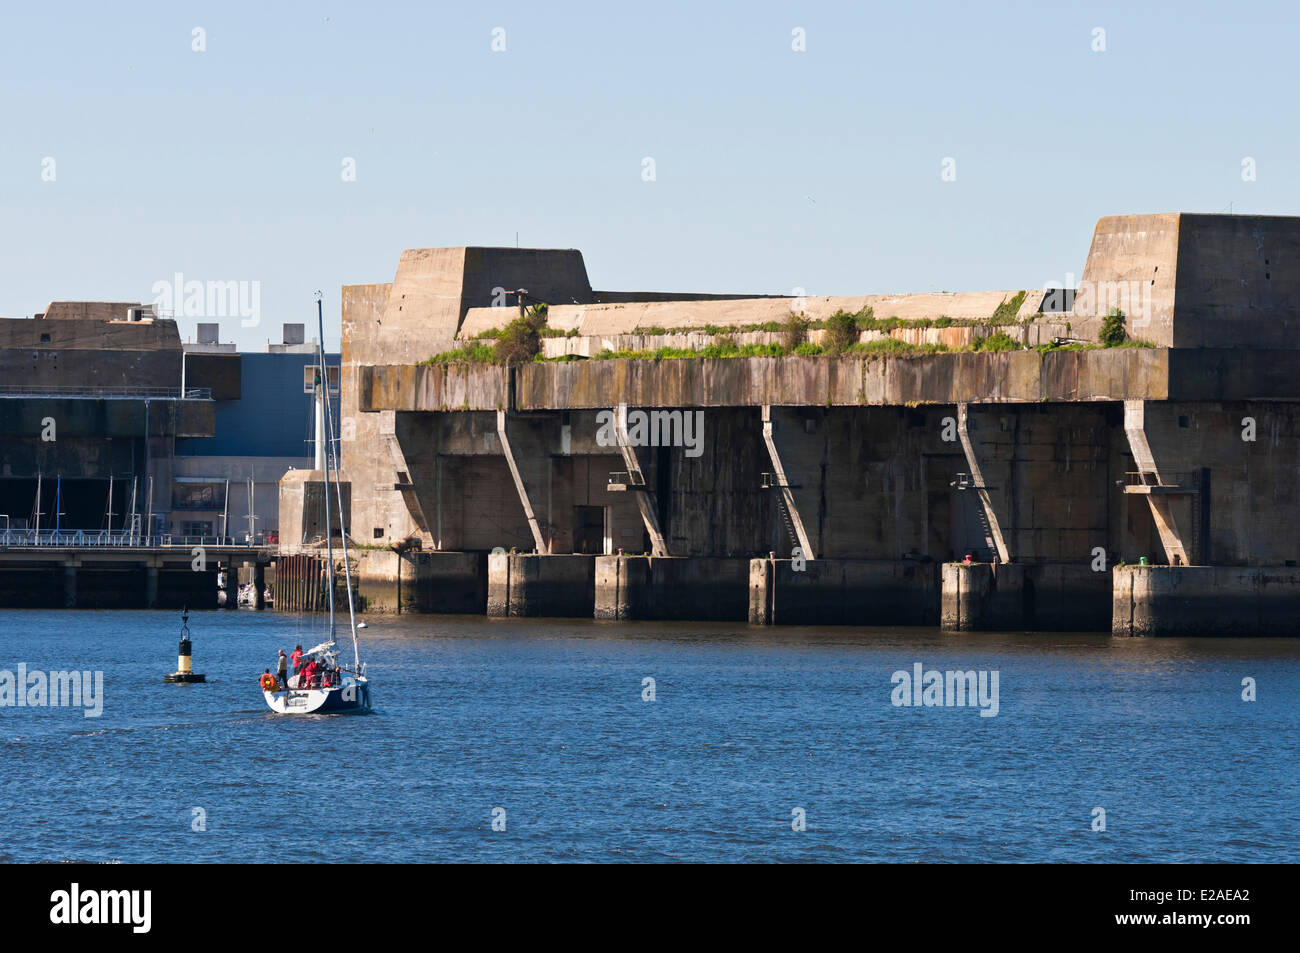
[1,609,1296,863]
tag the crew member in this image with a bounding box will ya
[276,650,288,689]
[259,669,278,692]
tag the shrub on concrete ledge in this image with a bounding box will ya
[424,343,495,364]
[1099,308,1127,347]
[824,310,860,353]
[972,331,1018,352]
[492,304,548,365]
[782,311,809,351]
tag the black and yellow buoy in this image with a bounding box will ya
[164,608,206,683]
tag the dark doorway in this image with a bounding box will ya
[573,505,606,554]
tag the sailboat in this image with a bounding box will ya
[263,293,372,715]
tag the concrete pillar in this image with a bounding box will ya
[146,565,159,609]
[748,557,775,625]
[253,561,266,610]
[941,562,994,630]
[595,554,649,620]
[63,564,77,609]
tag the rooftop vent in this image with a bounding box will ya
[283,323,305,345]
[197,323,220,344]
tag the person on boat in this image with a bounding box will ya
[276,650,288,689]
[302,657,319,688]
[259,669,278,692]
[291,644,304,673]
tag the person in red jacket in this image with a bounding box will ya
[290,644,304,673]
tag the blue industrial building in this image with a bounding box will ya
[172,325,339,540]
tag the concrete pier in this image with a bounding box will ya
[595,555,748,621]
[750,558,939,626]
[487,553,595,618]
[941,562,1113,631]
[1113,565,1300,637]
[350,549,487,614]
[0,548,237,609]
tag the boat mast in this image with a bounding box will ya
[316,294,337,641]
[316,294,360,670]
[33,472,42,535]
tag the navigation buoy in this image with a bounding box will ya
[164,608,207,683]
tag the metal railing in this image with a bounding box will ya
[1124,470,1199,490]
[0,529,274,549]
[0,385,212,400]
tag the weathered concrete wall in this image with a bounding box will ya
[363,362,510,413]
[941,562,1113,632]
[372,247,592,359]
[335,282,431,554]
[594,555,749,620]
[1113,564,1300,636]
[512,350,1176,408]
[1174,215,1300,349]
[461,248,591,331]
[349,396,1299,572]
[487,552,595,617]
[0,398,212,440]
[363,350,1300,415]
[1073,213,1180,346]
[462,289,1043,338]
[379,409,649,555]
[1134,400,1300,565]
[277,469,352,548]
[749,557,940,625]
[40,302,146,322]
[1075,213,1300,349]
[0,316,182,390]
[348,549,487,614]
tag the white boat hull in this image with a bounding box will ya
[264,675,371,714]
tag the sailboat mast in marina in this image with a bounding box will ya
[261,294,371,714]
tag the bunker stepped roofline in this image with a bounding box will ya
[277,214,1300,636]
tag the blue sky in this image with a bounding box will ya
[1,1,1296,349]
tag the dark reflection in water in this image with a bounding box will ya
[1,610,1296,863]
